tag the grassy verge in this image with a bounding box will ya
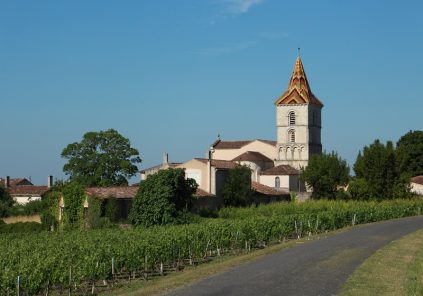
[340,228,423,296]
[101,231,343,296]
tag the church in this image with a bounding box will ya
[141,55,323,197]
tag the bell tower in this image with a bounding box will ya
[274,56,323,169]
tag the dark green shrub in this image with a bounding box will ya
[0,222,43,233]
[129,168,197,227]
[198,207,218,218]
[9,200,44,217]
[221,165,253,207]
[41,211,57,231]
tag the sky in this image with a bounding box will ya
[1,0,422,185]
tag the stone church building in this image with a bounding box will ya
[141,56,323,196]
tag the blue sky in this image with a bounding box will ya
[1,0,422,185]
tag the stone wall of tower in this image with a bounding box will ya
[275,103,322,169]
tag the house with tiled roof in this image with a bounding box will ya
[259,165,302,192]
[1,176,53,204]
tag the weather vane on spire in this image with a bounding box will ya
[298,47,301,57]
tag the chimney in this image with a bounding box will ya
[5,176,10,189]
[47,175,53,188]
[163,152,169,165]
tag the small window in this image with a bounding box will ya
[289,130,295,143]
[289,112,296,125]
[275,177,280,188]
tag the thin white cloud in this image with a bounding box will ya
[221,0,264,15]
[188,41,257,56]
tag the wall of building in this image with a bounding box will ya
[411,183,423,195]
[259,175,290,191]
[238,160,274,182]
[2,214,41,224]
[275,104,322,169]
[176,159,209,193]
[12,195,42,205]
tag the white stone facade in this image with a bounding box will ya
[275,103,322,169]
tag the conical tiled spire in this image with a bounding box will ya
[275,56,323,106]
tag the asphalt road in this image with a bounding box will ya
[167,216,423,296]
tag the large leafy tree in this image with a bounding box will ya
[129,168,197,227]
[61,129,141,186]
[221,165,253,207]
[300,151,349,199]
[396,130,423,177]
[352,139,410,199]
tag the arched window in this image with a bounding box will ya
[289,112,296,125]
[275,177,280,188]
[289,130,295,143]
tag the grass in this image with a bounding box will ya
[101,230,343,296]
[340,228,423,296]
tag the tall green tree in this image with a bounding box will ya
[396,130,423,177]
[352,139,410,199]
[61,129,141,186]
[300,151,350,199]
[129,168,197,227]
[221,165,253,207]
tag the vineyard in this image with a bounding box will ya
[1,199,423,295]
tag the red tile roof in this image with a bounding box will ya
[212,139,276,149]
[212,140,252,149]
[232,151,273,162]
[411,176,423,185]
[86,186,138,199]
[140,163,181,173]
[252,181,288,196]
[195,158,237,169]
[8,185,49,196]
[194,188,214,197]
[258,139,278,146]
[261,165,299,176]
[0,178,33,187]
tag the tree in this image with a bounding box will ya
[61,129,141,187]
[352,139,410,199]
[0,186,14,217]
[300,151,350,199]
[348,178,371,200]
[396,130,423,177]
[221,165,253,207]
[129,168,197,227]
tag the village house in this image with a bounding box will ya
[1,176,53,204]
